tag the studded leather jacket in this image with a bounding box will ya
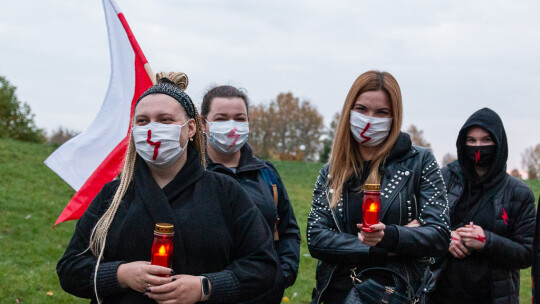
[307,135,451,304]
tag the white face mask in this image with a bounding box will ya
[132,121,189,168]
[350,111,393,147]
[207,120,249,154]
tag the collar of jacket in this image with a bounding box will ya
[329,135,420,230]
[206,143,266,174]
[447,159,506,196]
[134,145,206,214]
[130,146,205,272]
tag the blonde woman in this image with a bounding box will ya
[57,73,277,304]
[307,71,450,304]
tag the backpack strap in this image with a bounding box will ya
[260,165,280,241]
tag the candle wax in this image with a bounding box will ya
[152,253,169,268]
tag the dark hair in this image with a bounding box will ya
[201,85,249,117]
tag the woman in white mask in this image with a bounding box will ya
[307,71,450,304]
[201,85,301,304]
[57,73,278,304]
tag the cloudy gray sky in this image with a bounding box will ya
[2,0,539,171]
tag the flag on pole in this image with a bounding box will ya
[45,0,155,226]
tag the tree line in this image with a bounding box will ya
[2,74,539,179]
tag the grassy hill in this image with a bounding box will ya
[1,138,539,303]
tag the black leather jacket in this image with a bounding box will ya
[307,139,450,304]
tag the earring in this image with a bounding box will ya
[189,137,194,142]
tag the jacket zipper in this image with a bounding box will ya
[316,265,337,304]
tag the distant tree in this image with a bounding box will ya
[48,126,79,146]
[0,75,45,143]
[406,124,432,151]
[249,92,324,161]
[510,169,522,179]
[522,144,540,180]
[249,103,276,159]
[319,112,339,163]
[441,153,457,166]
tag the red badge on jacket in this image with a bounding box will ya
[502,207,509,226]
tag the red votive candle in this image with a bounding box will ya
[362,184,381,232]
[151,223,174,270]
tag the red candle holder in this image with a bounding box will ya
[151,223,174,271]
[362,184,381,232]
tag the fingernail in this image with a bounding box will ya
[171,270,176,275]
[172,278,176,282]
[146,288,151,293]
[144,293,148,298]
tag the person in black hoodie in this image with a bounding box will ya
[201,85,301,304]
[307,71,450,304]
[57,73,277,304]
[430,108,535,304]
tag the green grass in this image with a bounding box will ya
[1,138,539,303]
[273,161,322,303]
[0,139,86,303]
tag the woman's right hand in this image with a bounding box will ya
[448,230,470,259]
[117,261,174,293]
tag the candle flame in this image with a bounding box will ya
[158,245,166,255]
[368,203,379,212]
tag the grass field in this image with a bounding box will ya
[1,138,539,303]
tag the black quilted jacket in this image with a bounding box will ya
[431,108,535,304]
[307,133,451,304]
[435,162,535,304]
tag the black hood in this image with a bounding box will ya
[386,132,412,162]
[456,107,508,183]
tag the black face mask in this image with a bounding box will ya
[464,145,496,168]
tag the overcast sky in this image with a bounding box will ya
[2,0,539,171]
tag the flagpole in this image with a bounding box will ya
[110,0,156,85]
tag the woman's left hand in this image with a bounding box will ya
[146,275,203,304]
[357,223,386,247]
[456,224,486,250]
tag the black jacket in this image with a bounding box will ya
[431,108,535,304]
[57,147,278,303]
[307,132,451,304]
[533,194,540,304]
[207,144,301,304]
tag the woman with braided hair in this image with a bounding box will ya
[57,72,278,304]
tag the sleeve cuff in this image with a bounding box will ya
[92,261,125,298]
[202,270,240,303]
[376,225,398,252]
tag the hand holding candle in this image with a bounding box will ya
[357,223,386,246]
[357,184,385,246]
[361,184,381,232]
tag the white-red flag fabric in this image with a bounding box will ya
[45,0,153,226]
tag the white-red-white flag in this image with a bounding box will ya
[45,0,154,226]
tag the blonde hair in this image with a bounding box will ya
[87,72,206,302]
[328,71,402,208]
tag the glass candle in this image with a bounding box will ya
[151,223,174,269]
[362,184,381,232]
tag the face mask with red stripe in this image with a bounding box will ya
[132,121,189,168]
[207,120,249,155]
[349,111,392,147]
[464,145,496,168]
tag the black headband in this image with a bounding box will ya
[136,78,195,118]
